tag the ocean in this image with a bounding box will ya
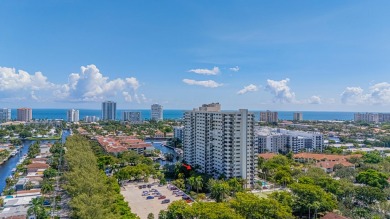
[8,109,355,121]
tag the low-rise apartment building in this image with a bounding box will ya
[255,127,324,153]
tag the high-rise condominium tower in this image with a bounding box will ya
[293,112,303,121]
[183,103,257,187]
[102,101,117,121]
[17,108,32,122]
[260,110,278,123]
[151,104,163,121]
[0,108,11,122]
[67,109,80,122]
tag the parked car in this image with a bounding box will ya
[147,184,152,188]
[158,195,166,199]
[161,199,170,204]
[146,196,154,199]
[142,193,149,196]
[138,186,143,189]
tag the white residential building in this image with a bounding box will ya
[260,110,278,123]
[183,103,257,187]
[151,104,163,121]
[255,127,324,154]
[293,112,303,121]
[84,116,99,123]
[354,112,390,123]
[122,111,143,124]
[173,126,184,142]
[67,109,80,122]
[0,108,11,122]
[102,101,117,121]
[17,108,32,122]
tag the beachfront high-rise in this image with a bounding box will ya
[102,101,117,121]
[260,110,278,123]
[293,112,303,121]
[183,103,257,187]
[151,104,163,121]
[0,108,11,122]
[17,108,32,122]
[67,109,80,123]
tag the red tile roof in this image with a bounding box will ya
[294,153,362,161]
[258,153,277,160]
[96,135,152,153]
[316,160,354,170]
[322,212,350,219]
[27,163,49,169]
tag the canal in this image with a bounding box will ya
[0,130,70,194]
[148,141,181,166]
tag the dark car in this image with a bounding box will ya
[161,199,170,204]
[146,196,154,199]
[142,185,147,188]
[158,195,166,199]
[147,184,152,188]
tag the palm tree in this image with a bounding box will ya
[194,176,203,194]
[187,176,195,191]
[228,178,243,196]
[27,197,47,219]
[41,182,54,195]
[210,181,230,202]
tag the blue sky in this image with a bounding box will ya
[1,0,390,111]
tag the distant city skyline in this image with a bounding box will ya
[1,1,390,111]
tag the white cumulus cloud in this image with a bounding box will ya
[60,64,141,102]
[307,95,322,104]
[265,78,296,103]
[188,66,220,75]
[229,66,240,72]
[0,67,54,91]
[0,65,145,103]
[369,82,390,104]
[341,82,390,105]
[340,87,366,104]
[237,84,258,95]
[182,79,223,88]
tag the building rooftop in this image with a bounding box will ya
[26,163,49,169]
[294,153,362,161]
[316,160,354,170]
[0,206,29,219]
[322,212,350,219]
[96,135,152,153]
[258,153,277,160]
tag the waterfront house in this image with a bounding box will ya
[26,163,49,173]
[15,178,29,191]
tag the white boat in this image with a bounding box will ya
[10,151,17,157]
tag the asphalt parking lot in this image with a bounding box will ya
[121,182,185,219]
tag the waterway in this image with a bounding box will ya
[0,130,70,194]
[148,141,181,166]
